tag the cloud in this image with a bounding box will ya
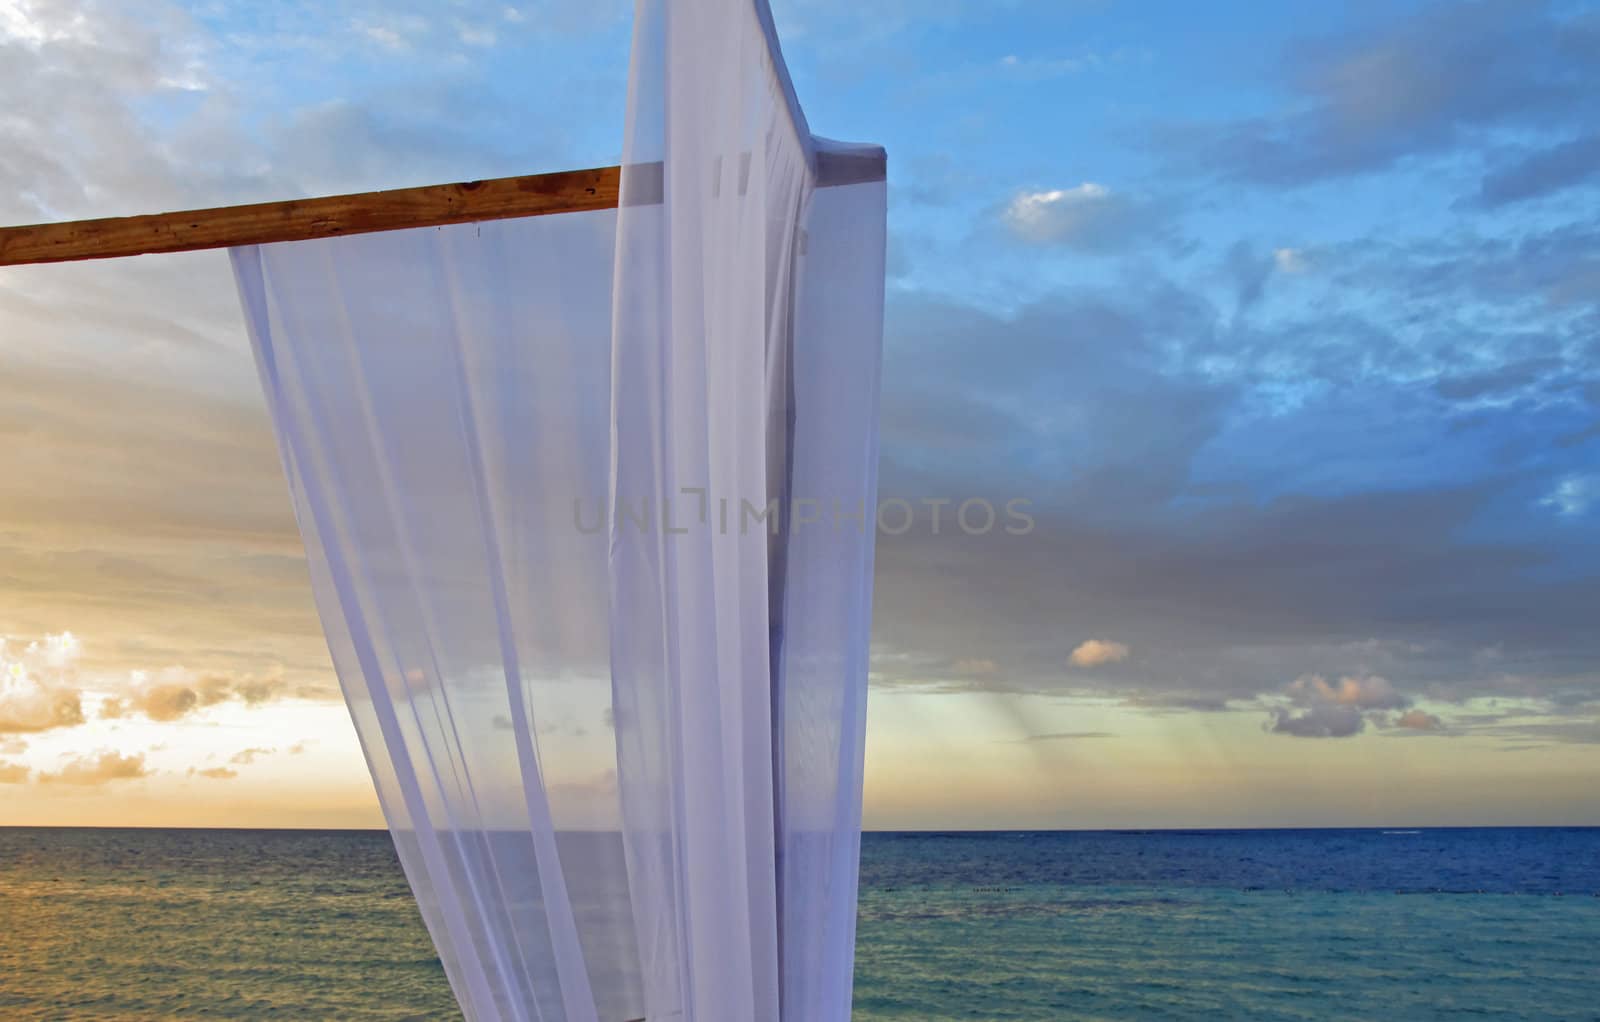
[1225,244,1312,314]
[118,672,282,722]
[115,669,292,724]
[229,747,274,765]
[1286,674,1408,711]
[1470,718,1600,745]
[1475,134,1600,208]
[1268,674,1413,738]
[1121,693,1236,714]
[1433,357,1565,403]
[995,50,1145,81]
[1019,731,1115,742]
[1000,184,1171,251]
[135,684,200,722]
[1273,248,1309,274]
[1069,640,1130,668]
[952,658,999,676]
[0,634,87,734]
[1394,709,1445,731]
[0,685,85,734]
[1270,704,1366,738]
[191,766,237,780]
[231,678,288,706]
[1160,1,1600,186]
[39,750,149,785]
[2,631,305,737]
[1539,475,1599,517]
[1226,241,1275,314]
[0,760,30,783]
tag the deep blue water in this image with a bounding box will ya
[1,827,1596,1019]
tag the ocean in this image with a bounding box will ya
[1,827,1596,1020]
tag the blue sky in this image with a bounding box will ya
[1,0,1597,827]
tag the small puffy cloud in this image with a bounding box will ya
[39,750,148,785]
[135,684,200,722]
[1273,247,1309,273]
[233,678,286,705]
[287,740,311,755]
[0,760,30,783]
[1270,673,1413,738]
[1394,709,1445,732]
[1070,639,1130,668]
[229,747,274,765]
[953,658,999,676]
[1000,184,1166,251]
[1020,731,1115,742]
[191,766,237,780]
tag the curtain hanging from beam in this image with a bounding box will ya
[229,0,885,1019]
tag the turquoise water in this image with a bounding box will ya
[1,828,1596,1019]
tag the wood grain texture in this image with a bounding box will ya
[0,166,621,266]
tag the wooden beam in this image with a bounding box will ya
[0,166,622,267]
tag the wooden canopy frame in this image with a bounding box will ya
[0,151,884,267]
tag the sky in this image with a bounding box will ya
[1,0,1598,829]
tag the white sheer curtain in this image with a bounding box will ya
[231,1,884,1019]
[233,209,643,1022]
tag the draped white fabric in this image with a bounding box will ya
[230,1,884,1020]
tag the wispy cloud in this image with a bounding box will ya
[1000,184,1172,251]
[1540,475,1599,518]
[1,631,307,739]
[1473,133,1600,208]
[39,750,148,785]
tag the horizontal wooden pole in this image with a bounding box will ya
[0,166,621,267]
[0,149,885,268]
